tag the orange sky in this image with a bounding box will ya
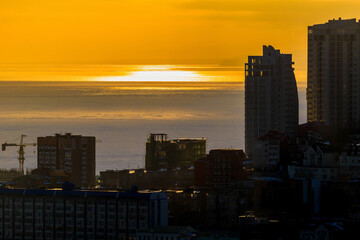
[0,0,359,74]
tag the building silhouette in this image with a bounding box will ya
[37,133,96,187]
[194,149,247,189]
[245,45,299,157]
[145,133,206,170]
[307,18,360,130]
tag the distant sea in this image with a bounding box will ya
[0,65,306,173]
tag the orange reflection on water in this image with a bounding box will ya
[88,81,243,95]
[0,110,221,121]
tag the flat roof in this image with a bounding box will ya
[0,188,166,200]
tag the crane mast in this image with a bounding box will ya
[2,135,36,175]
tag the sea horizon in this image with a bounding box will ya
[0,64,306,173]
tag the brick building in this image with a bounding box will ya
[37,133,96,187]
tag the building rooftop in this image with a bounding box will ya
[328,18,357,24]
[39,133,95,138]
[0,188,166,200]
[311,18,360,28]
[172,138,206,141]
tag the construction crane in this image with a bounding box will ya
[2,135,36,175]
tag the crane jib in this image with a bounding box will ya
[1,135,37,175]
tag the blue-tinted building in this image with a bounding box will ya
[0,188,168,240]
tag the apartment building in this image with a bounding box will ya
[307,18,360,130]
[245,45,298,157]
[145,133,206,170]
[0,188,168,240]
[37,133,95,187]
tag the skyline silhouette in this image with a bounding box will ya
[0,0,360,237]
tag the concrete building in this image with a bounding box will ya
[145,134,206,171]
[37,133,96,187]
[245,45,298,157]
[288,144,339,181]
[194,149,247,190]
[307,18,360,130]
[253,131,289,172]
[0,187,168,240]
[287,144,338,213]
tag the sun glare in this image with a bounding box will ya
[96,70,206,82]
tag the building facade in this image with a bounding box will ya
[245,45,299,157]
[253,131,289,172]
[100,168,194,190]
[307,18,360,130]
[194,149,247,190]
[0,188,168,240]
[37,133,96,187]
[145,133,206,171]
[288,143,339,182]
[339,142,360,179]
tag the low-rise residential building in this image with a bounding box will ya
[288,144,338,181]
[253,131,289,172]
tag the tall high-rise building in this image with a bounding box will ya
[37,133,96,187]
[245,45,299,157]
[307,18,360,130]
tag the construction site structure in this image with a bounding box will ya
[2,135,36,175]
